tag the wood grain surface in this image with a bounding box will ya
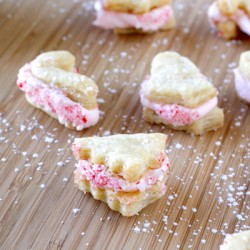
[0,0,250,249]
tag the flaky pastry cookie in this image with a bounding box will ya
[72,133,170,216]
[220,230,250,250]
[17,51,99,130]
[234,51,250,104]
[140,51,224,135]
[93,0,175,33]
[208,0,250,39]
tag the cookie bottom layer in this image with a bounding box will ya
[115,14,175,34]
[74,169,167,216]
[143,107,224,135]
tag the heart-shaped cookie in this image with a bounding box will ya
[140,51,224,134]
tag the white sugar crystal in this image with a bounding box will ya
[235,122,241,127]
[57,162,65,167]
[40,184,46,189]
[133,226,141,233]
[72,208,81,214]
[168,195,174,200]
[221,175,228,181]
[45,136,54,143]
[32,153,39,158]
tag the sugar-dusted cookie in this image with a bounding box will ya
[17,51,99,130]
[234,50,250,104]
[72,133,170,216]
[93,0,175,33]
[140,51,224,135]
[208,0,250,39]
[220,230,250,250]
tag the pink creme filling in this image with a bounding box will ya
[93,0,173,31]
[140,79,218,126]
[76,152,170,193]
[17,63,99,130]
[208,2,250,36]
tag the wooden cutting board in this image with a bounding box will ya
[0,0,250,249]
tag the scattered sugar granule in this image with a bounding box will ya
[211,229,218,234]
[32,153,39,158]
[235,122,241,127]
[168,195,174,200]
[40,184,46,189]
[221,175,228,181]
[102,130,110,136]
[63,178,68,182]
[1,157,7,162]
[57,162,65,167]
[14,168,19,172]
[201,239,206,244]
[72,208,81,214]
[120,52,127,57]
[175,143,182,149]
[31,135,38,140]
[45,136,54,143]
[133,226,141,233]
[215,141,221,146]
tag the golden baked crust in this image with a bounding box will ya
[114,14,175,34]
[31,51,98,109]
[74,168,168,216]
[103,0,171,14]
[143,107,224,135]
[143,52,217,108]
[217,20,238,40]
[73,133,167,182]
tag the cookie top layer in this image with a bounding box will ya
[142,51,217,108]
[72,133,167,182]
[103,0,171,14]
[31,51,98,109]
